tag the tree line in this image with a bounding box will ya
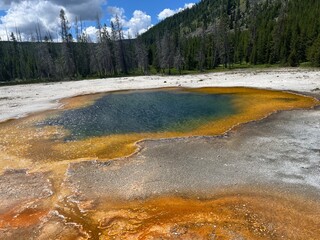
[142,0,320,72]
[0,0,320,83]
[0,9,149,83]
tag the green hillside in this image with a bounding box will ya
[0,0,319,83]
[141,0,320,71]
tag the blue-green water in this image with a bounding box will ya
[42,90,236,140]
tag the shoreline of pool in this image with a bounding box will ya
[1,68,319,123]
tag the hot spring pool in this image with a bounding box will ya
[0,87,317,162]
[41,90,237,140]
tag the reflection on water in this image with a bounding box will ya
[41,90,236,140]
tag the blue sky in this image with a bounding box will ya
[106,0,199,24]
[0,0,200,41]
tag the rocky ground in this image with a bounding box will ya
[66,107,320,201]
[0,69,319,239]
[1,68,320,122]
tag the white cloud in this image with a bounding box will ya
[107,6,125,18]
[107,7,152,39]
[125,10,152,37]
[0,0,106,41]
[82,25,113,42]
[0,0,19,10]
[83,26,98,43]
[157,9,176,21]
[1,0,106,17]
[158,3,196,21]
[183,3,196,9]
[107,6,127,29]
[77,9,151,42]
[0,1,62,41]
[0,1,152,41]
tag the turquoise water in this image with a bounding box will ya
[42,89,237,140]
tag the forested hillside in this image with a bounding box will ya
[141,0,320,72]
[0,0,320,83]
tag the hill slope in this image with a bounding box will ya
[141,0,320,70]
[0,0,319,83]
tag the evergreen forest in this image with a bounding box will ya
[0,0,320,83]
